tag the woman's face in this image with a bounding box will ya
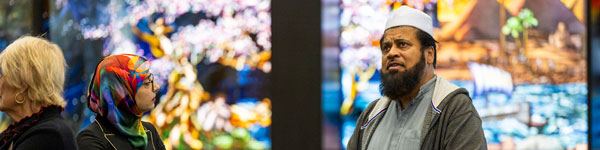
[0,71,22,112]
[135,74,160,113]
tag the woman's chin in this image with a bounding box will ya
[141,105,155,113]
[148,104,156,111]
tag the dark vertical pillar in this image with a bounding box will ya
[588,0,595,148]
[271,0,322,149]
[32,0,48,36]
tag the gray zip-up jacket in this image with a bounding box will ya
[347,76,487,150]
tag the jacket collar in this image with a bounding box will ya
[359,75,460,150]
[94,117,154,150]
[430,76,459,113]
[365,75,458,122]
[0,105,62,148]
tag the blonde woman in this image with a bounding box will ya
[0,36,77,150]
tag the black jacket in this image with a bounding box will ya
[0,106,78,150]
[77,116,165,150]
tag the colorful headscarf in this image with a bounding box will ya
[87,54,151,148]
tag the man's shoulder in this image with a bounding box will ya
[445,88,471,103]
[438,88,476,112]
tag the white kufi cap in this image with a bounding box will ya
[385,6,434,38]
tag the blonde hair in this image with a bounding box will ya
[0,36,67,108]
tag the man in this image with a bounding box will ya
[347,6,486,150]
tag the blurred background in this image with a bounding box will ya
[0,0,598,149]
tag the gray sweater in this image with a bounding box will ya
[347,76,487,150]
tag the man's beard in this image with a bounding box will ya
[379,54,426,100]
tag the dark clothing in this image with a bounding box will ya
[348,76,487,150]
[77,116,165,150]
[419,90,487,150]
[0,105,78,150]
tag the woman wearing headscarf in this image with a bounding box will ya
[0,36,77,150]
[77,54,165,150]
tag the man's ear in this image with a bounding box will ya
[425,46,434,65]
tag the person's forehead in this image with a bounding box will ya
[383,26,419,41]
